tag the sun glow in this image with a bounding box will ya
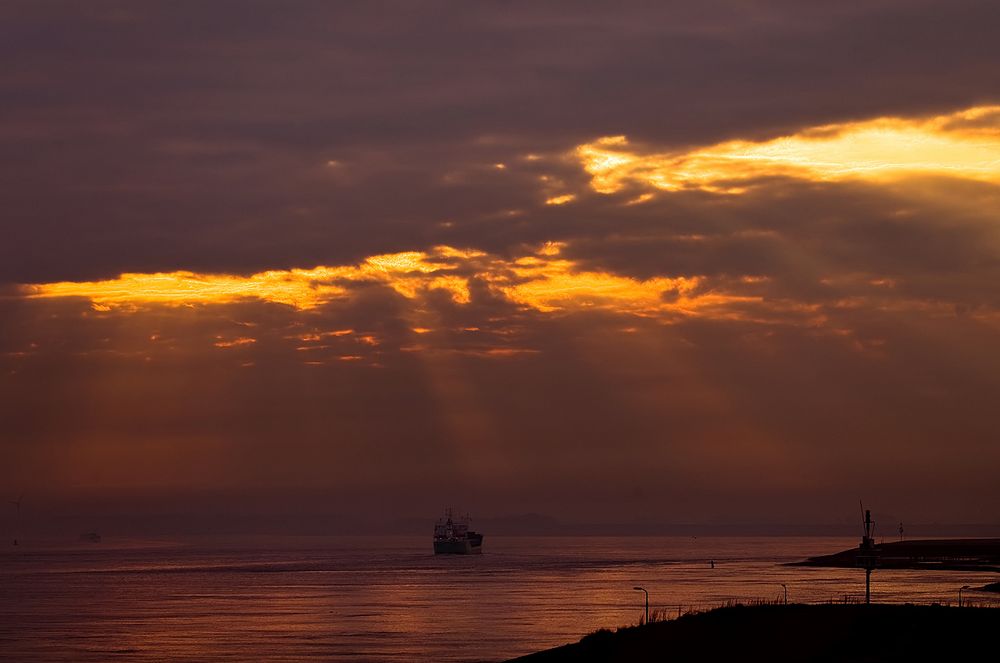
[576,105,1000,194]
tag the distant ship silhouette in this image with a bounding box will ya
[433,509,483,554]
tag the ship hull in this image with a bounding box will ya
[433,536,483,555]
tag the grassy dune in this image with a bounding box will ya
[508,604,999,662]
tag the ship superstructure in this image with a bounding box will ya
[433,508,483,554]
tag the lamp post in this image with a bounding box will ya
[959,585,970,608]
[633,586,649,625]
[780,583,788,605]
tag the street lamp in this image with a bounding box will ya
[780,583,788,605]
[959,585,971,608]
[633,586,649,625]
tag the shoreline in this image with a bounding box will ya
[507,603,1000,662]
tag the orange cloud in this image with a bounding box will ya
[25,248,476,310]
[213,337,256,349]
[576,105,1000,194]
[544,193,576,206]
[494,255,756,317]
[23,244,764,323]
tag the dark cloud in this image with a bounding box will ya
[3,1,1000,281]
[560,178,1000,307]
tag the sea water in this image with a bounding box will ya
[1,536,996,661]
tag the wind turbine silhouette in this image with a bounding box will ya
[10,495,22,546]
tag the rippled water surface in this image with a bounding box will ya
[1,536,996,661]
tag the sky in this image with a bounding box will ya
[2,1,1000,534]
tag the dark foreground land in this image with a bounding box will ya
[508,604,999,662]
[794,538,1000,572]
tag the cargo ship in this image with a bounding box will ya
[433,509,483,554]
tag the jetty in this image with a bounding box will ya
[793,537,1000,572]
